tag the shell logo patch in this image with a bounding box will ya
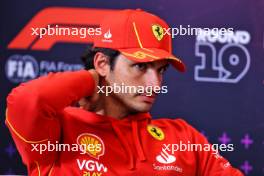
[147,124,165,141]
[77,133,105,159]
[152,24,164,41]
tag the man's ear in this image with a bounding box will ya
[93,52,110,77]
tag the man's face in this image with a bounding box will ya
[105,54,169,113]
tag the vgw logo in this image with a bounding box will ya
[195,30,251,83]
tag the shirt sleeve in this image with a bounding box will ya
[178,119,244,176]
[5,70,95,169]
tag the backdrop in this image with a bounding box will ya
[1,0,263,175]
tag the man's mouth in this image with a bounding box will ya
[138,93,156,104]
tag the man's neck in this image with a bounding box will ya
[95,95,130,119]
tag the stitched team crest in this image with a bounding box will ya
[152,24,164,41]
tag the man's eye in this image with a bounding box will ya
[133,63,147,71]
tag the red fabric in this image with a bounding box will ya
[6,70,243,176]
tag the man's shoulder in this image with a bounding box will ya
[150,117,193,131]
[151,117,189,125]
[151,117,207,142]
[61,106,100,124]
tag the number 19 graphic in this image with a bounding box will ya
[195,42,250,83]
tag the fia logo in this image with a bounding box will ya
[5,54,39,83]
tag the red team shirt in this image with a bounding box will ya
[6,70,243,176]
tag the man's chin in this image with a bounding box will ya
[132,102,153,112]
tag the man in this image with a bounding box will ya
[6,9,243,176]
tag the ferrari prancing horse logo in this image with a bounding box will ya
[147,124,165,140]
[152,24,164,41]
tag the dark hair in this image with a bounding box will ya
[81,45,120,70]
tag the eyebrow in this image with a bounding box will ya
[150,62,169,70]
[132,61,170,70]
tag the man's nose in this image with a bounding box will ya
[145,69,161,87]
